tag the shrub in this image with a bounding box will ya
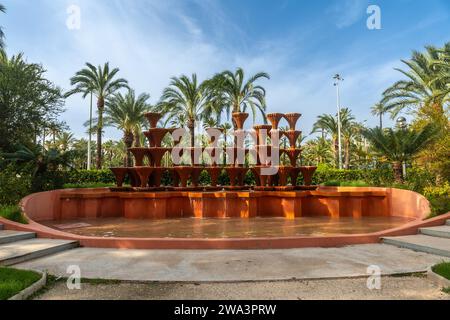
[0,205,28,224]
[424,183,450,217]
[0,165,31,206]
[64,170,116,185]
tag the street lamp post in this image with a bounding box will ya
[396,117,408,179]
[333,74,344,169]
[87,92,93,170]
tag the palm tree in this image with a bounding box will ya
[371,103,387,129]
[382,45,448,118]
[103,90,151,166]
[65,62,129,169]
[160,74,215,147]
[362,124,438,183]
[312,108,355,168]
[210,68,270,126]
[303,138,334,166]
[56,132,76,152]
[0,4,6,49]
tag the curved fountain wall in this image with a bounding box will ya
[0,186,447,249]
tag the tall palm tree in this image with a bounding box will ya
[160,74,215,147]
[371,103,387,129]
[382,46,448,118]
[210,68,270,126]
[312,108,355,168]
[362,124,438,183]
[56,132,75,152]
[0,4,6,50]
[303,137,334,166]
[65,62,128,169]
[103,90,151,166]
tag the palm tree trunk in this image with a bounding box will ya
[124,132,134,167]
[333,138,339,168]
[133,129,141,147]
[96,97,104,169]
[392,161,403,183]
[344,139,350,169]
[379,114,383,129]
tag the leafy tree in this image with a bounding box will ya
[66,62,129,169]
[0,53,65,152]
[362,124,438,183]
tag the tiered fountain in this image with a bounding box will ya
[110,111,318,192]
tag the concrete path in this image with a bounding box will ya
[35,276,450,300]
[15,244,449,282]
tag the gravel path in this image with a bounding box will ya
[35,276,449,300]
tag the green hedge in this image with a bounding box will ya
[424,183,450,217]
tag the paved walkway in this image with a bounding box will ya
[35,276,449,300]
[15,244,449,282]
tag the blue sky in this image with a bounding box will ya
[2,0,449,140]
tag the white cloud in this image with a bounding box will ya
[327,0,369,28]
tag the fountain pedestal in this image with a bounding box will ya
[110,167,128,187]
[144,112,162,129]
[129,148,149,167]
[284,113,302,130]
[232,112,249,130]
[149,148,170,167]
[145,128,175,147]
[267,113,284,130]
[174,166,192,189]
[133,167,153,188]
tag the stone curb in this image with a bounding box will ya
[8,271,47,300]
[427,267,450,288]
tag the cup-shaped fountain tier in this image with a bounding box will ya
[190,167,204,187]
[144,128,175,147]
[283,130,302,148]
[284,113,302,131]
[267,113,284,130]
[149,148,171,167]
[225,167,248,187]
[290,167,301,186]
[132,167,153,188]
[149,167,164,188]
[253,125,273,145]
[110,167,128,187]
[144,112,162,129]
[232,112,249,130]
[283,148,302,167]
[275,166,292,186]
[300,166,318,186]
[174,166,192,188]
[252,166,272,187]
[129,148,150,167]
[205,167,223,187]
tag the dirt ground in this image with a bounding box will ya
[35,275,449,300]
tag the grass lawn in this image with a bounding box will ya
[432,262,450,280]
[0,267,42,300]
[0,205,28,224]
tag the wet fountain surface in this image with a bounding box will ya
[42,216,414,239]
